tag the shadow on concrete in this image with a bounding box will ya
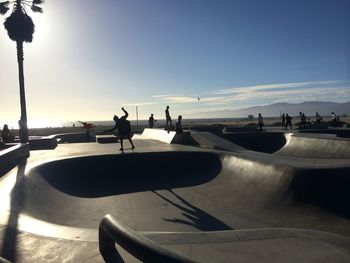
[153,189,232,231]
[0,160,27,262]
[101,250,125,263]
[37,152,222,198]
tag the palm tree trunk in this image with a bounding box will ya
[16,40,28,143]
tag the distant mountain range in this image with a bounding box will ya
[196,101,350,118]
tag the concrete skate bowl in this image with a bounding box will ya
[275,134,350,158]
[5,151,350,237]
[221,132,286,153]
[299,129,350,138]
[11,152,223,229]
[219,132,350,158]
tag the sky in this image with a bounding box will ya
[0,0,349,128]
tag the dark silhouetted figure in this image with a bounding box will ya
[281,113,286,129]
[286,114,292,130]
[2,124,15,143]
[107,107,135,152]
[165,106,172,131]
[176,115,183,134]
[78,121,96,142]
[299,112,306,129]
[315,112,322,124]
[148,114,156,128]
[258,113,264,131]
[331,112,338,127]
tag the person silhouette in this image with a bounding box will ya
[106,107,135,152]
[258,113,264,131]
[331,112,338,127]
[281,113,286,129]
[78,121,96,142]
[175,115,183,134]
[148,114,156,128]
[286,114,293,130]
[165,106,172,131]
[315,112,322,124]
[1,124,15,143]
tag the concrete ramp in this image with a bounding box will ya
[143,228,350,262]
[276,133,350,158]
[3,151,350,233]
[134,128,176,143]
[190,131,245,152]
[95,135,118,143]
[221,132,286,153]
[197,131,350,158]
[1,146,350,262]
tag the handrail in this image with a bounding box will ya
[99,214,199,263]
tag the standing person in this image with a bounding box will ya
[281,113,286,129]
[165,106,172,131]
[286,114,293,130]
[258,113,264,131]
[315,112,322,124]
[300,113,306,129]
[331,112,337,127]
[106,107,135,152]
[298,112,303,129]
[148,114,156,128]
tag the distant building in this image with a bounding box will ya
[248,115,254,120]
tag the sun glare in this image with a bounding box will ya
[30,12,49,46]
[28,119,62,129]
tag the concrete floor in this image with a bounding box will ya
[0,133,349,262]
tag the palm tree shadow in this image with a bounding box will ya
[153,189,232,231]
[0,159,27,262]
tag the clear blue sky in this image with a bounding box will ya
[0,0,349,127]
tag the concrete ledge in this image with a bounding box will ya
[134,128,176,144]
[96,135,119,144]
[276,134,350,158]
[190,131,245,152]
[28,136,58,150]
[99,214,350,262]
[0,143,30,176]
[53,132,89,143]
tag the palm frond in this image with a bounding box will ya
[31,5,42,13]
[33,0,44,5]
[0,1,10,15]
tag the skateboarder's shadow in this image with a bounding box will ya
[152,189,232,231]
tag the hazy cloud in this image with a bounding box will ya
[152,94,183,98]
[127,80,350,111]
[214,80,342,95]
[125,102,158,107]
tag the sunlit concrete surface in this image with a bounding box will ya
[0,131,349,262]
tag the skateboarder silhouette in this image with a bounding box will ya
[106,108,135,152]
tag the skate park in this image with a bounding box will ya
[0,127,350,262]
